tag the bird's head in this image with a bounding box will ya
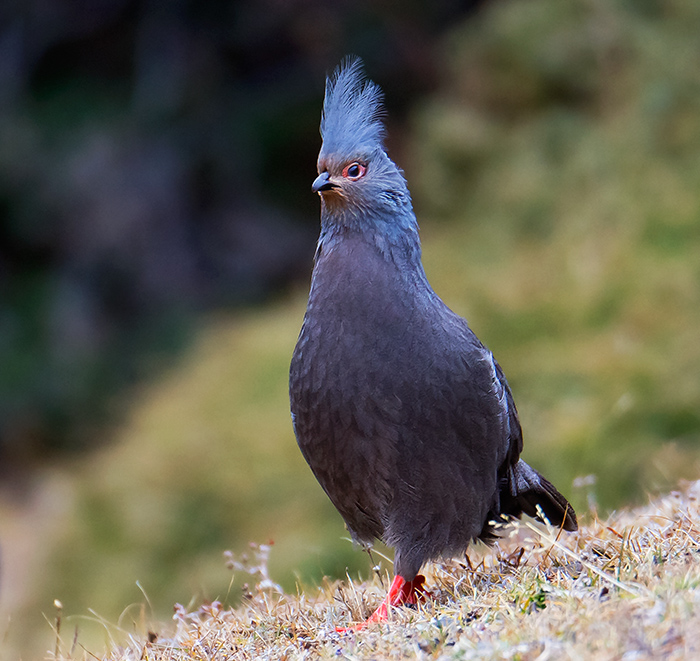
[312,58,415,236]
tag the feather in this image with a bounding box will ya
[320,57,386,159]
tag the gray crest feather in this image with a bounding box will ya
[320,57,385,158]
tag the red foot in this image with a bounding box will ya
[336,574,427,633]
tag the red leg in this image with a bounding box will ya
[336,574,428,633]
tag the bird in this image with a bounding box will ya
[289,57,577,631]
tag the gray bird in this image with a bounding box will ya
[289,58,577,629]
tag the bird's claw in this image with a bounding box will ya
[335,574,429,633]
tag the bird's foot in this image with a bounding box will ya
[336,574,428,633]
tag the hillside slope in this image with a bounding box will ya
[84,481,700,660]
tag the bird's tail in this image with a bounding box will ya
[500,459,578,531]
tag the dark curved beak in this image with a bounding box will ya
[312,171,337,193]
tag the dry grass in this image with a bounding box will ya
[50,481,700,660]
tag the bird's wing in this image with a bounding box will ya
[485,349,578,531]
[488,352,524,463]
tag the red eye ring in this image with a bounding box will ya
[342,162,366,180]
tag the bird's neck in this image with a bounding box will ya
[318,205,423,272]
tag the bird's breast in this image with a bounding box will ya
[297,238,425,375]
[289,233,511,547]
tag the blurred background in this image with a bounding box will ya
[1,0,699,655]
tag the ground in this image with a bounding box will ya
[49,481,700,660]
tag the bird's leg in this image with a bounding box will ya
[336,574,427,633]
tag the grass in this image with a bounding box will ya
[48,480,700,660]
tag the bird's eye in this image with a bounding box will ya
[342,162,366,180]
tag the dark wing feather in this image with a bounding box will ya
[489,359,578,532]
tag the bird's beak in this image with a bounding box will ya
[312,171,337,193]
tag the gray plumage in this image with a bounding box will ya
[289,58,576,583]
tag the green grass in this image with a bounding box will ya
[3,0,700,656]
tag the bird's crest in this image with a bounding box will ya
[320,57,385,159]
